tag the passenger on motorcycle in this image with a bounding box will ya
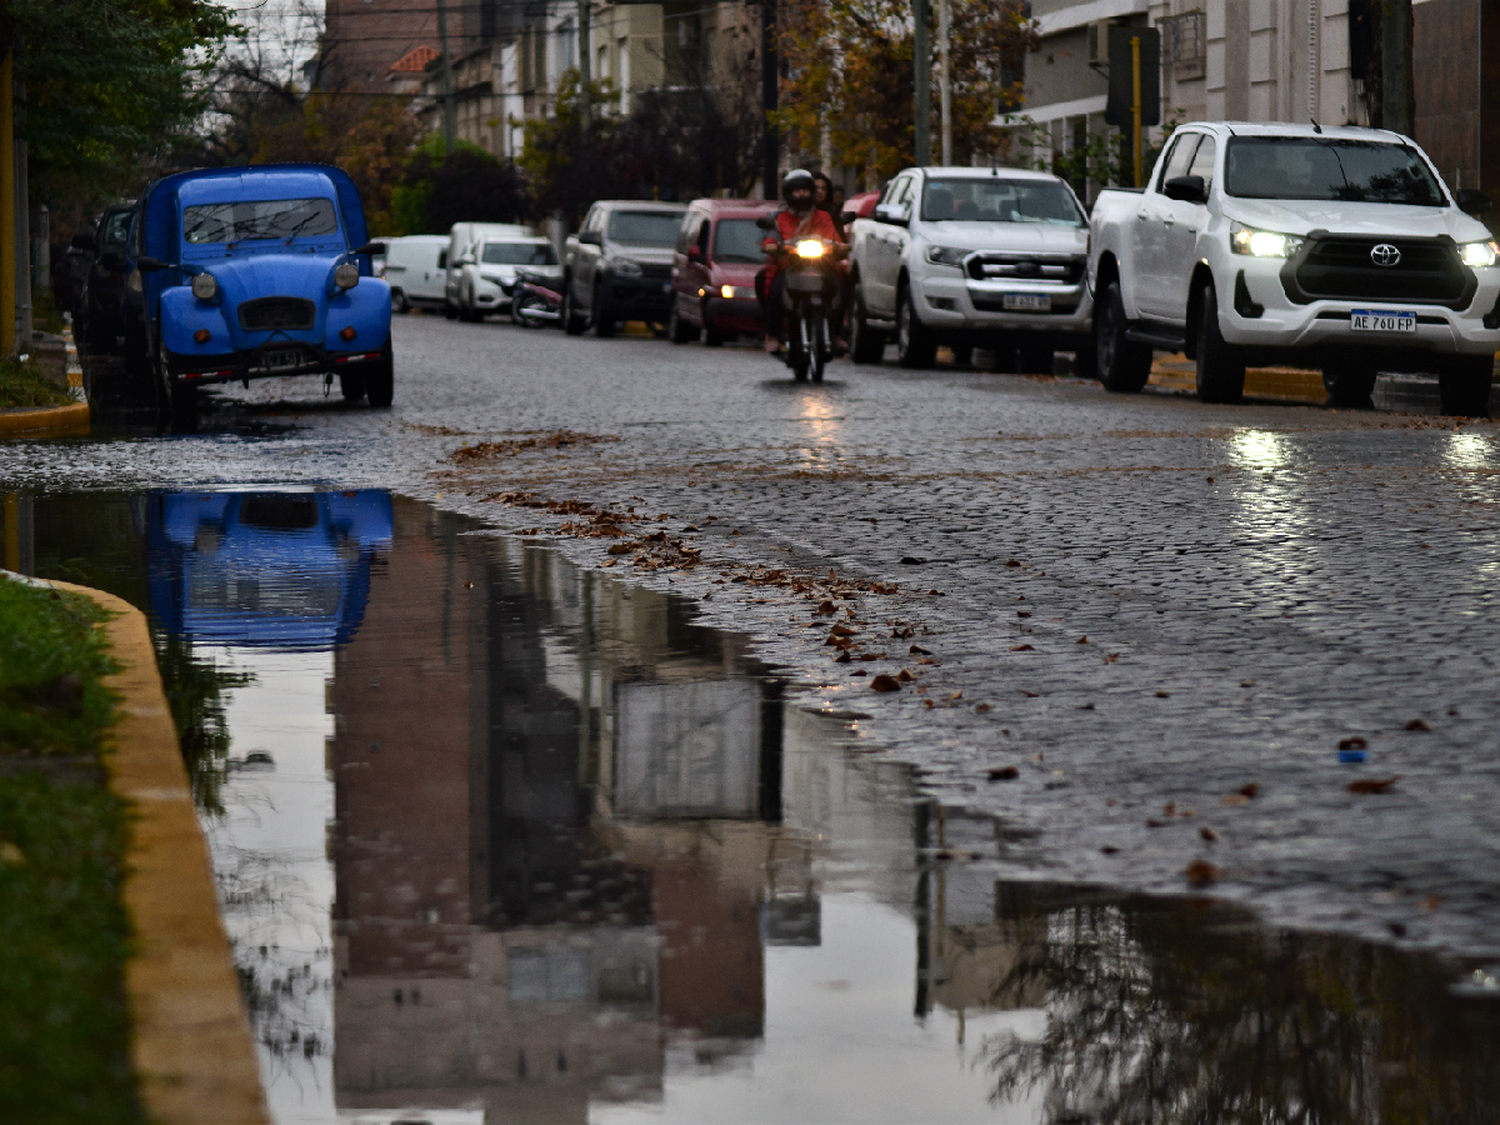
[762,169,845,354]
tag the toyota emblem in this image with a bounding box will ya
[1370,243,1402,267]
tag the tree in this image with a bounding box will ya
[391,133,526,236]
[773,0,1036,187]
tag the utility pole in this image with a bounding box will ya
[577,0,591,126]
[0,42,13,359]
[435,0,457,156]
[761,0,779,198]
[1380,0,1413,136]
[913,0,931,165]
[937,0,951,165]
[1130,34,1142,188]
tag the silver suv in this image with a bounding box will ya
[562,200,688,336]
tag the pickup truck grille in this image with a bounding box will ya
[966,254,1085,285]
[238,297,316,332]
[1286,237,1473,308]
[637,263,672,280]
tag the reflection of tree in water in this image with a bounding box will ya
[980,887,1500,1123]
[151,629,254,814]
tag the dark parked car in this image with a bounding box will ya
[667,198,778,346]
[73,202,135,353]
[562,200,687,336]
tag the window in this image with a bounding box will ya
[1160,10,1206,80]
[1186,135,1216,193]
[712,219,768,263]
[1224,138,1445,204]
[607,211,682,245]
[480,241,557,265]
[695,221,710,257]
[919,177,1084,226]
[182,198,340,244]
[1156,133,1200,190]
[100,209,132,248]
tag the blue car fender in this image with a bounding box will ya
[158,285,234,357]
[327,277,393,349]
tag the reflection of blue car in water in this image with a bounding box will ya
[148,490,392,650]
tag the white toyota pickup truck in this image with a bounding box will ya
[1089,122,1500,414]
[847,165,1093,372]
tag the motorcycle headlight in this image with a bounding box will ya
[191,272,219,300]
[925,245,967,268]
[795,239,825,260]
[609,257,643,276]
[1461,240,1499,268]
[1230,223,1304,258]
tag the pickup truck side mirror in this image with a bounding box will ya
[1457,188,1494,215]
[1163,175,1208,204]
[754,214,775,231]
[136,256,166,273]
[99,251,125,272]
[686,245,702,260]
[353,241,387,256]
[578,230,603,246]
[873,204,908,227]
[71,231,96,251]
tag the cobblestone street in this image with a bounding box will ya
[13,312,1500,959]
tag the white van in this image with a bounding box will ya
[444,222,531,318]
[380,235,451,313]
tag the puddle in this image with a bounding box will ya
[7,489,1500,1123]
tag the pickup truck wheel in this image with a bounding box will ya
[896,285,936,369]
[668,301,699,344]
[1438,356,1493,417]
[1096,281,1151,392]
[1194,283,1245,404]
[562,280,586,335]
[1322,362,1377,410]
[591,282,615,338]
[444,301,458,320]
[849,284,886,364]
[1019,342,1054,375]
[364,342,394,408]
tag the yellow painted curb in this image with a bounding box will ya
[1149,353,1326,402]
[45,580,269,1125]
[0,401,90,438]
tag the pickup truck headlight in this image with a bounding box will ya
[334,262,360,289]
[608,257,643,276]
[1230,223,1305,258]
[1460,240,1499,268]
[925,245,967,268]
[191,272,219,300]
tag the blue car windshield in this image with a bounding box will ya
[182,198,340,244]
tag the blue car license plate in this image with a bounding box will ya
[258,348,304,371]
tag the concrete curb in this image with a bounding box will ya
[0,401,90,437]
[45,580,269,1125]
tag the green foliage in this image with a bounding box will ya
[0,579,118,756]
[393,132,527,235]
[0,356,74,408]
[8,0,238,208]
[151,630,251,816]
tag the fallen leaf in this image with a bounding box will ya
[1076,636,1089,644]
[929,589,945,596]
[1338,736,1368,750]
[1420,894,1442,912]
[1238,782,1259,798]
[922,699,935,709]
[1220,794,1251,806]
[0,842,24,866]
[1404,719,1432,732]
[946,691,963,701]
[987,766,1020,781]
[1199,826,1220,842]
[900,556,927,565]
[815,601,837,615]
[1017,611,1031,618]
[1104,653,1120,664]
[909,644,932,655]
[1021,690,1040,697]
[1005,559,1021,568]
[833,652,851,664]
[1100,845,1120,855]
[871,674,901,692]
[1184,861,1220,887]
[1348,776,1401,794]
[1164,802,1176,816]
[916,657,939,665]
[1155,690,1171,698]
[1145,818,1168,828]
[1241,678,1255,687]
[1206,476,1215,483]
[896,669,915,682]
[974,703,993,713]
[829,623,857,637]
[464,580,474,590]
[606,543,633,555]
[1011,644,1035,652]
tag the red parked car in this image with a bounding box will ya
[667,198,780,346]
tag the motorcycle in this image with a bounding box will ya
[510,269,564,328]
[757,215,837,383]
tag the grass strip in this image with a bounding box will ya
[0,576,142,1122]
[0,356,74,409]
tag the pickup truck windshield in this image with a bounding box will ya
[608,212,682,245]
[712,219,767,263]
[921,178,1084,225]
[481,241,558,265]
[182,198,340,244]
[1224,138,1445,205]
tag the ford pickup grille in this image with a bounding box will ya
[966,254,1085,285]
[1285,237,1474,308]
[238,297,316,331]
[637,262,672,280]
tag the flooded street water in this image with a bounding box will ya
[7,486,1500,1123]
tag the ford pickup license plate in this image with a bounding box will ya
[258,348,304,371]
[1350,309,1416,333]
[1003,294,1051,312]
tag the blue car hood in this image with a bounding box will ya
[202,251,339,305]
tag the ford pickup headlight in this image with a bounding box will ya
[1460,240,1499,268]
[608,257,643,276]
[191,272,219,300]
[925,245,967,268]
[1230,223,1305,258]
[334,262,360,289]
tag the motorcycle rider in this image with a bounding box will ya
[762,168,845,354]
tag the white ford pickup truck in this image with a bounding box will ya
[847,165,1093,372]
[1088,122,1500,414]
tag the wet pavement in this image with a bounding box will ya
[4,487,1499,1123]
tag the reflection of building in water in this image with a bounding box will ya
[331,500,803,1121]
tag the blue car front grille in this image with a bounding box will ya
[238,297,316,332]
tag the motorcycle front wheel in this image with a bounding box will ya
[513,292,546,329]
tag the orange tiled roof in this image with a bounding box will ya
[390,45,439,73]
